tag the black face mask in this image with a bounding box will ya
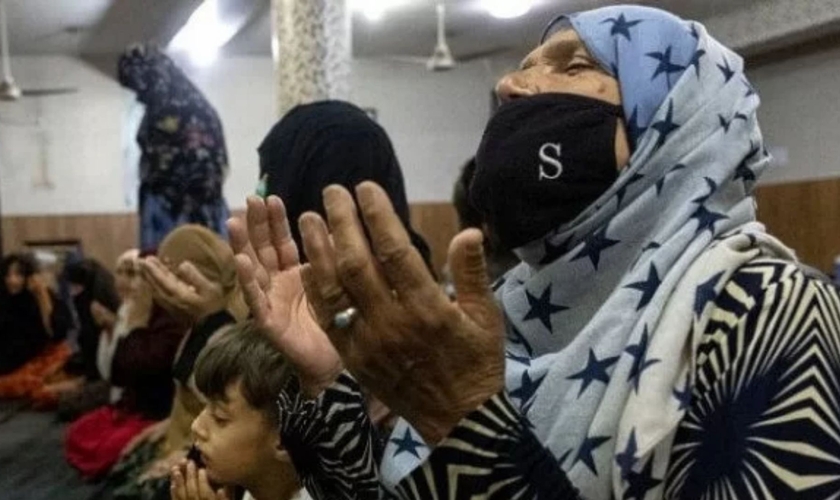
[471,93,623,251]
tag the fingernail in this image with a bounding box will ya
[355,182,371,196]
[298,214,314,235]
[323,185,341,207]
[355,183,375,210]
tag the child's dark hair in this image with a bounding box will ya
[194,321,294,427]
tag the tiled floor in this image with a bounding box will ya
[0,402,99,500]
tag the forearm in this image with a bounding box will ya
[35,291,54,336]
[279,372,384,500]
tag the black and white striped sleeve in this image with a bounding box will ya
[277,373,386,500]
[394,393,580,500]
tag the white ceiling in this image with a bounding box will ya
[4,0,111,55]
[5,0,753,60]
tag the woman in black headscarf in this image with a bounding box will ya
[0,254,65,374]
[221,101,434,498]
[0,254,72,401]
[257,100,432,269]
[64,259,121,381]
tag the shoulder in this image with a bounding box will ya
[725,257,832,295]
[696,256,840,384]
[712,257,837,328]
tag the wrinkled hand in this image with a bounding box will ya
[91,301,117,330]
[300,182,505,445]
[171,460,230,500]
[227,196,342,398]
[140,257,226,322]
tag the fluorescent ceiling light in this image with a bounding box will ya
[484,0,532,19]
[169,0,238,66]
[351,0,406,22]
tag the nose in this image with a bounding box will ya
[191,411,208,442]
[495,71,535,104]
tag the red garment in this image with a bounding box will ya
[65,405,155,478]
[0,341,71,408]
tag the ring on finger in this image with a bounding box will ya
[332,307,359,330]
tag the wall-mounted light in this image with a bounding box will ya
[484,0,532,19]
[169,0,238,66]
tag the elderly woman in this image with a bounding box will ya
[232,5,840,499]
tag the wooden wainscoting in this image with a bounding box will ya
[755,177,840,273]
[1,213,139,270]
[409,203,459,276]
[2,178,837,276]
[0,204,461,276]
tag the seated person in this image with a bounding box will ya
[57,250,142,421]
[65,250,188,479]
[64,257,121,384]
[96,250,142,405]
[0,253,72,404]
[171,321,309,500]
[103,225,248,500]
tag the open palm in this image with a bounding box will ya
[227,196,343,397]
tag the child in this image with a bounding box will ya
[171,321,308,500]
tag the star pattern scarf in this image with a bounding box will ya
[380,6,796,499]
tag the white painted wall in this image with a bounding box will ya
[748,44,840,185]
[3,44,837,218]
[0,53,519,216]
[0,57,132,215]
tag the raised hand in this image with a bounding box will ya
[227,196,342,397]
[139,257,226,322]
[300,182,505,445]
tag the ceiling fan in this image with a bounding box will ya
[427,1,455,71]
[380,1,511,71]
[0,0,78,101]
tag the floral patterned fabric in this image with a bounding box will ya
[118,45,230,250]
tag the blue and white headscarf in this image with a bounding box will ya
[381,6,795,498]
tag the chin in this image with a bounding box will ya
[203,464,226,486]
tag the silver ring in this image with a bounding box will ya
[332,307,359,330]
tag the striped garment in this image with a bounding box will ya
[278,258,840,499]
